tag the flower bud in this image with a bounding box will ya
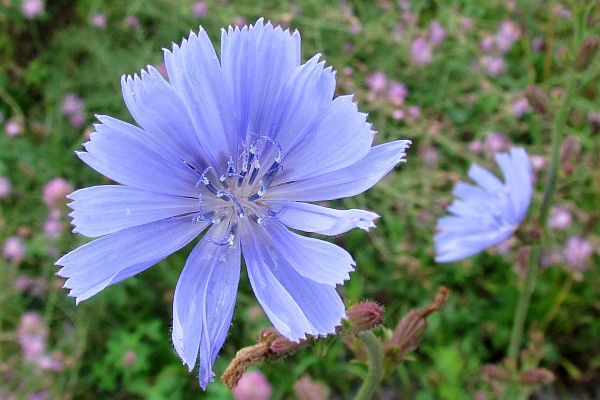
[519,368,556,385]
[575,36,598,71]
[525,86,551,116]
[343,301,384,334]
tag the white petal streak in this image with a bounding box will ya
[269,201,379,236]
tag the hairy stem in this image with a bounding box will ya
[354,331,385,400]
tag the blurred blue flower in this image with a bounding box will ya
[435,147,532,263]
[56,19,410,388]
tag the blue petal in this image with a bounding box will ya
[68,185,199,237]
[435,229,513,263]
[261,220,355,285]
[121,67,209,167]
[164,28,236,168]
[221,18,301,143]
[56,218,208,303]
[240,220,346,341]
[276,95,375,183]
[269,201,379,235]
[267,140,410,202]
[172,223,240,389]
[79,117,199,197]
[467,163,503,192]
[496,147,532,223]
[434,146,533,263]
[269,55,336,152]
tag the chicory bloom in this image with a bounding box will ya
[56,19,410,387]
[435,147,532,263]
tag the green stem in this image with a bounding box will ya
[354,331,384,400]
[507,245,540,363]
[506,9,581,364]
[538,67,577,227]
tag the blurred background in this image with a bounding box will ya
[1,0,599,399]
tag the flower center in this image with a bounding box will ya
[183,135,284,244]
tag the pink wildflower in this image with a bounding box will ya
[232,371,272,400]
[20,0,44,18]
[411,37,433,66]
[43,178,73,210]
[3,236,25,264]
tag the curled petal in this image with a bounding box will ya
[269,201,379,235]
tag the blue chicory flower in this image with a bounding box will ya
[56,19,410,387]
[435,147,532,263]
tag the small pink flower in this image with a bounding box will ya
[44,210,63,239]
[495,20,521,53]
[60,93,84,116]
[529,155,546,171]
[563,236,593,272]
[392,109,405,120]
[460,18,474,32]
[28,392,50,400]
[480,36,495,53]
[365,71,388,93]
[5,117,23,137]
[192,1,207,17]
[232,371,272,400]
[3,236,25,264]
[548,206,572,230]
[91,13,106,28]
[17,312,47,362]
[124,15,139,28]
[481,56,505,76]
[388,81,408,104]
[123,350,137,367]
[468,140,483,154]
[411,37,432,66]
[484,132,510,153]
[511,98,530,118]
[294,375,330,400]
[37,353,63,371]
[20,0,44,19]
[0,176,11,198]
[69,113,85,127]
[429,21,446,46]
[43,178,74,210]
[407,105,421,119]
